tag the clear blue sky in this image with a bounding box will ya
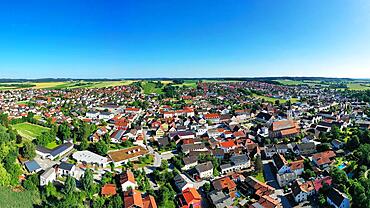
[0,0,369,78]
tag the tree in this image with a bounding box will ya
[44,182,58,198]
[347,135,360,150]
[160,160,169,171]
[108,195,123,208]
[94,140,108,156]
[255,155,263,173]
[81,169,95,198]
[22,141,36,159]
[63,175,76,195]
[79,138,89,150]
[202,182,211,192]
[109,162,115,172]
[93,197,106,208]
[0,163,11,186]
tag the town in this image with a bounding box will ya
[0,79,369,208]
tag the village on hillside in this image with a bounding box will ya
[0,80,369,208]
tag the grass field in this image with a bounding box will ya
[142,81,164,94]
[0,186,40,208]
[347,83,370,90]
[12,122,49,140]
[45,141,58,149]
[253,94,299,104]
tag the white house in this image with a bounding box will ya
[72,150,108,168]
[119,170,137,191]
[40,167,56,186]
[57,162,75,176]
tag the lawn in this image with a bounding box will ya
[142,81,164,94]
[0,186,40,208]
[12,122,49,140]
[254,172,265,183]
[134,154,154,168]
[45,141,58,149]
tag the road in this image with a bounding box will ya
[263,160,292,208]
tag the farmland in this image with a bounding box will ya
[12,122,49,141]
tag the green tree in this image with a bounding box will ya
[81,169,95,198]
[22,141,36,159]
[63,175,76,195]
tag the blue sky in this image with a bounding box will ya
[0,0,369,78]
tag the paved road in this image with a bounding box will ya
[263,160,292,208]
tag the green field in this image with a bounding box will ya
[253,94,299,104]
[0,187,40,208]
[347,83,370,90]
[45,141,58,149]
[142,81,164,94]
[12,122,49,140]
[0,80,136,90]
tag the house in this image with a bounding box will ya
[108,146,148,166]
[327,188,350,208]
[181,143,208,154]
[331,139,345,149]
[86,111,99,119]
[272,154,290,175]
[179,187,201,208]
[312,150,336,169]
[220,154,250,175]
[110,129,125,143]
[241,176,275,198]
[40,167,56,186]
[204,113,220,123]
[57,162,75,176]
[292,180,315,203]
[174,174,194,191]
[270,120,299,138]
[35,142,74,160]
[255,112,274,124]
[195,161,214,179]
[250,195,281,208]
[124,189,143,208]
[24,160,42,173]
[157,137,170,148]
[99,111,114,121]
[212,176,237,198]
[120,170,138,191]
[289,160,304,176]
[72,150,108,168]
[101,184,117,197]
[182,156,198,170]
[219,140,237,153]
[292,142,316,155]
[208,191,233,208]
[142,194,158,208]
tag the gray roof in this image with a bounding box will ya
[208,191,233,208]
[41,167,55,179]
[25,160,41,172]
[195,161,213,173]
[183,156,198,165]
[59,162,74,171]
[230,154,249,166]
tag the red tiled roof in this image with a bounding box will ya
[101,184,117,196]
[220,140,236,148]
[182,187,201,207]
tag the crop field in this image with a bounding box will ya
[12,122,49,140]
